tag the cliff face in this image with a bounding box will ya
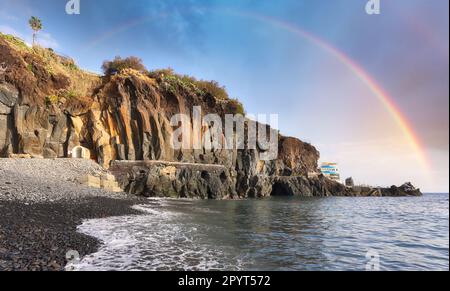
[0,35,322,198]
[0,34,421,198]
[0,35,99,159]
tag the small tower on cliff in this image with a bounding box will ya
[345,177,355,187]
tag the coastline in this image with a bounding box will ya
[0,159,434,271]
[0,197,143,271]
[0,158,145,271]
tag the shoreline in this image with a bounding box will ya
[0,159,146,271]
[0,197,145,271]
[0,192,443,271]
[0,159,429,271]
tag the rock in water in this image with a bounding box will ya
[381,182,422,197]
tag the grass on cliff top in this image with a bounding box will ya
[45,89,83,106]
[115,68,157,86]
[0,33,81,74]
[2,33,243,113]
[148,68,230,100]
[0,32,31,52]
[105,61,231,101]
[32,46,100,104]
[147,68,245,115]
[100,56,245,114]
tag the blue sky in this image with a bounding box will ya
[0,0,448,191]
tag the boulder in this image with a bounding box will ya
[381,182,422,197]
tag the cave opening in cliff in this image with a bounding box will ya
[270,182,292,196]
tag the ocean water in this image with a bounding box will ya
[70,194,449,271]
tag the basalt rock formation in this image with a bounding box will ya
[0,33,421,198]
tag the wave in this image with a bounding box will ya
[68,200,248,271]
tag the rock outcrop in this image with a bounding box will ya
[0,34,99,160]
[380,182,422,197]
[0,33,422,198]
[109,161,237,199]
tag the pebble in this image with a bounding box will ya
[0,158,146,271]
[0,159,126,203]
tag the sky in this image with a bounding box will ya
[0,0,448,192]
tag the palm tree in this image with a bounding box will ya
[28,16,42,46]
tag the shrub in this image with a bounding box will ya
[45,94,59,106]
[227,98,245,115]
[160,74,192,96]
[62,89,78,99]
[148,69,229,99]
[45,89,79,106]
[102,56,147,76]
[195,80,229,100]
[59,56,79,71]
[67,63,78,71]
[147,68,175,79]
[149,69,203,96]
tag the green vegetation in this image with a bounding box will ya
[28,16,42,46]
[27,63,34,73]
[228,98,245,115]
[2,19,99,106]
[30,45,86,89]
[147,67,244,114]
[33,45,57,62]
[0,32,30,51]
[152,69,203,96]
[63,61,79,71]
[101,59,239,110]
[195,80,229,100]
[45,94,59,106]
[63,89,79,99]
[147,68,175,79]
[3,21,242,112]
[45,89,80,106]
[148,68,229,99]
[102,56,147,75]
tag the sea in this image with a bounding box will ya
[69,193,449,271]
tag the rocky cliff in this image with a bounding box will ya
[0,33,421,198]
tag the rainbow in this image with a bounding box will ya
[83,9,432,172]
[84,17,149,51]
[230,11,431,172]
